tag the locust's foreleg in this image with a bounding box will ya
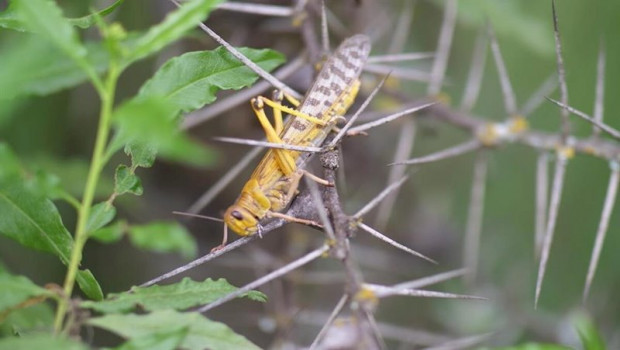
[267,211,322,229]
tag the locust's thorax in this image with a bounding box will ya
[224,205,259,236]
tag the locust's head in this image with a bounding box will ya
[224,205,260,236]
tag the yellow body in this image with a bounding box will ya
[224,35,371,236]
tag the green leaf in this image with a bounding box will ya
[575,314,606,350]
[0,145,79,206]
[76,269,104,301]
[125,0,223,64]
[27,156,114,199]
[86,202,117,234]
[114,165,143,196]
[91,220,126,243]
[112,97,215,165]
[0,266,53,335]
[68,0,125,29]
[0,302,54,336]
[25,170,62,200]
[138,47,285,113]
[1,0,124,32]
[125,143,157,168]
[0,274,53,313]
[0,182,73,261]
[81,277,266,314]
[114,327,189,350]
[111,97,176,143]
[0,180,102,300]
[124,143,157,169]
[89,310,261,350]
[0,334,88,350]
[128,221,197,260]
[0,4,26,32]
[0,37,109,99]
[0,143,22,181]
[15,0,87,61]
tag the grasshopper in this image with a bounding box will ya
[223,35,371,242]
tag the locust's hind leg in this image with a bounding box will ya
[250,93,332,183]
[271,90,285,134]
[250,94,327,175]
[258,96,327,126]
[269,90,303,133]
[251,97,297,175]
[281,90,301,107]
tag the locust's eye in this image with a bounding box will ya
[231,210,243,221]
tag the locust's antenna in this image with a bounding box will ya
[172,211,224,222]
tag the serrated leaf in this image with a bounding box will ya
[112,97,215,165]
[91,220,126,243]
[114,165,143,196]
[138,47,285,113]
[124,143,157,169]
[125,0,223,64]
[89,310,261,350]
[0,181,102,300]
[68,0,125,29]
[0,274,53,313]
[86,202,117,234]
[114,327,189,350]
[76,269,103,301]
[0,182,73,261]
[0,302,54,336]
[81,277,266,314]
[0,334,88,350]
[127,221,197,260]
[0,37,109,99]
[15,0,87,60]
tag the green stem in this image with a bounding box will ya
[53,62,119,333]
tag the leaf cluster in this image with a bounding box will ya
[0,0,284,348]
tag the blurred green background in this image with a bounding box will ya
[1,0,619,348]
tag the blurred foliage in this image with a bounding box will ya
[81,277,266,314]
[0,0,280,348]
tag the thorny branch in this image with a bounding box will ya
[147,0,618,347]
[319,144,382,348]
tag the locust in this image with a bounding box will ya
[222,34,371,243]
